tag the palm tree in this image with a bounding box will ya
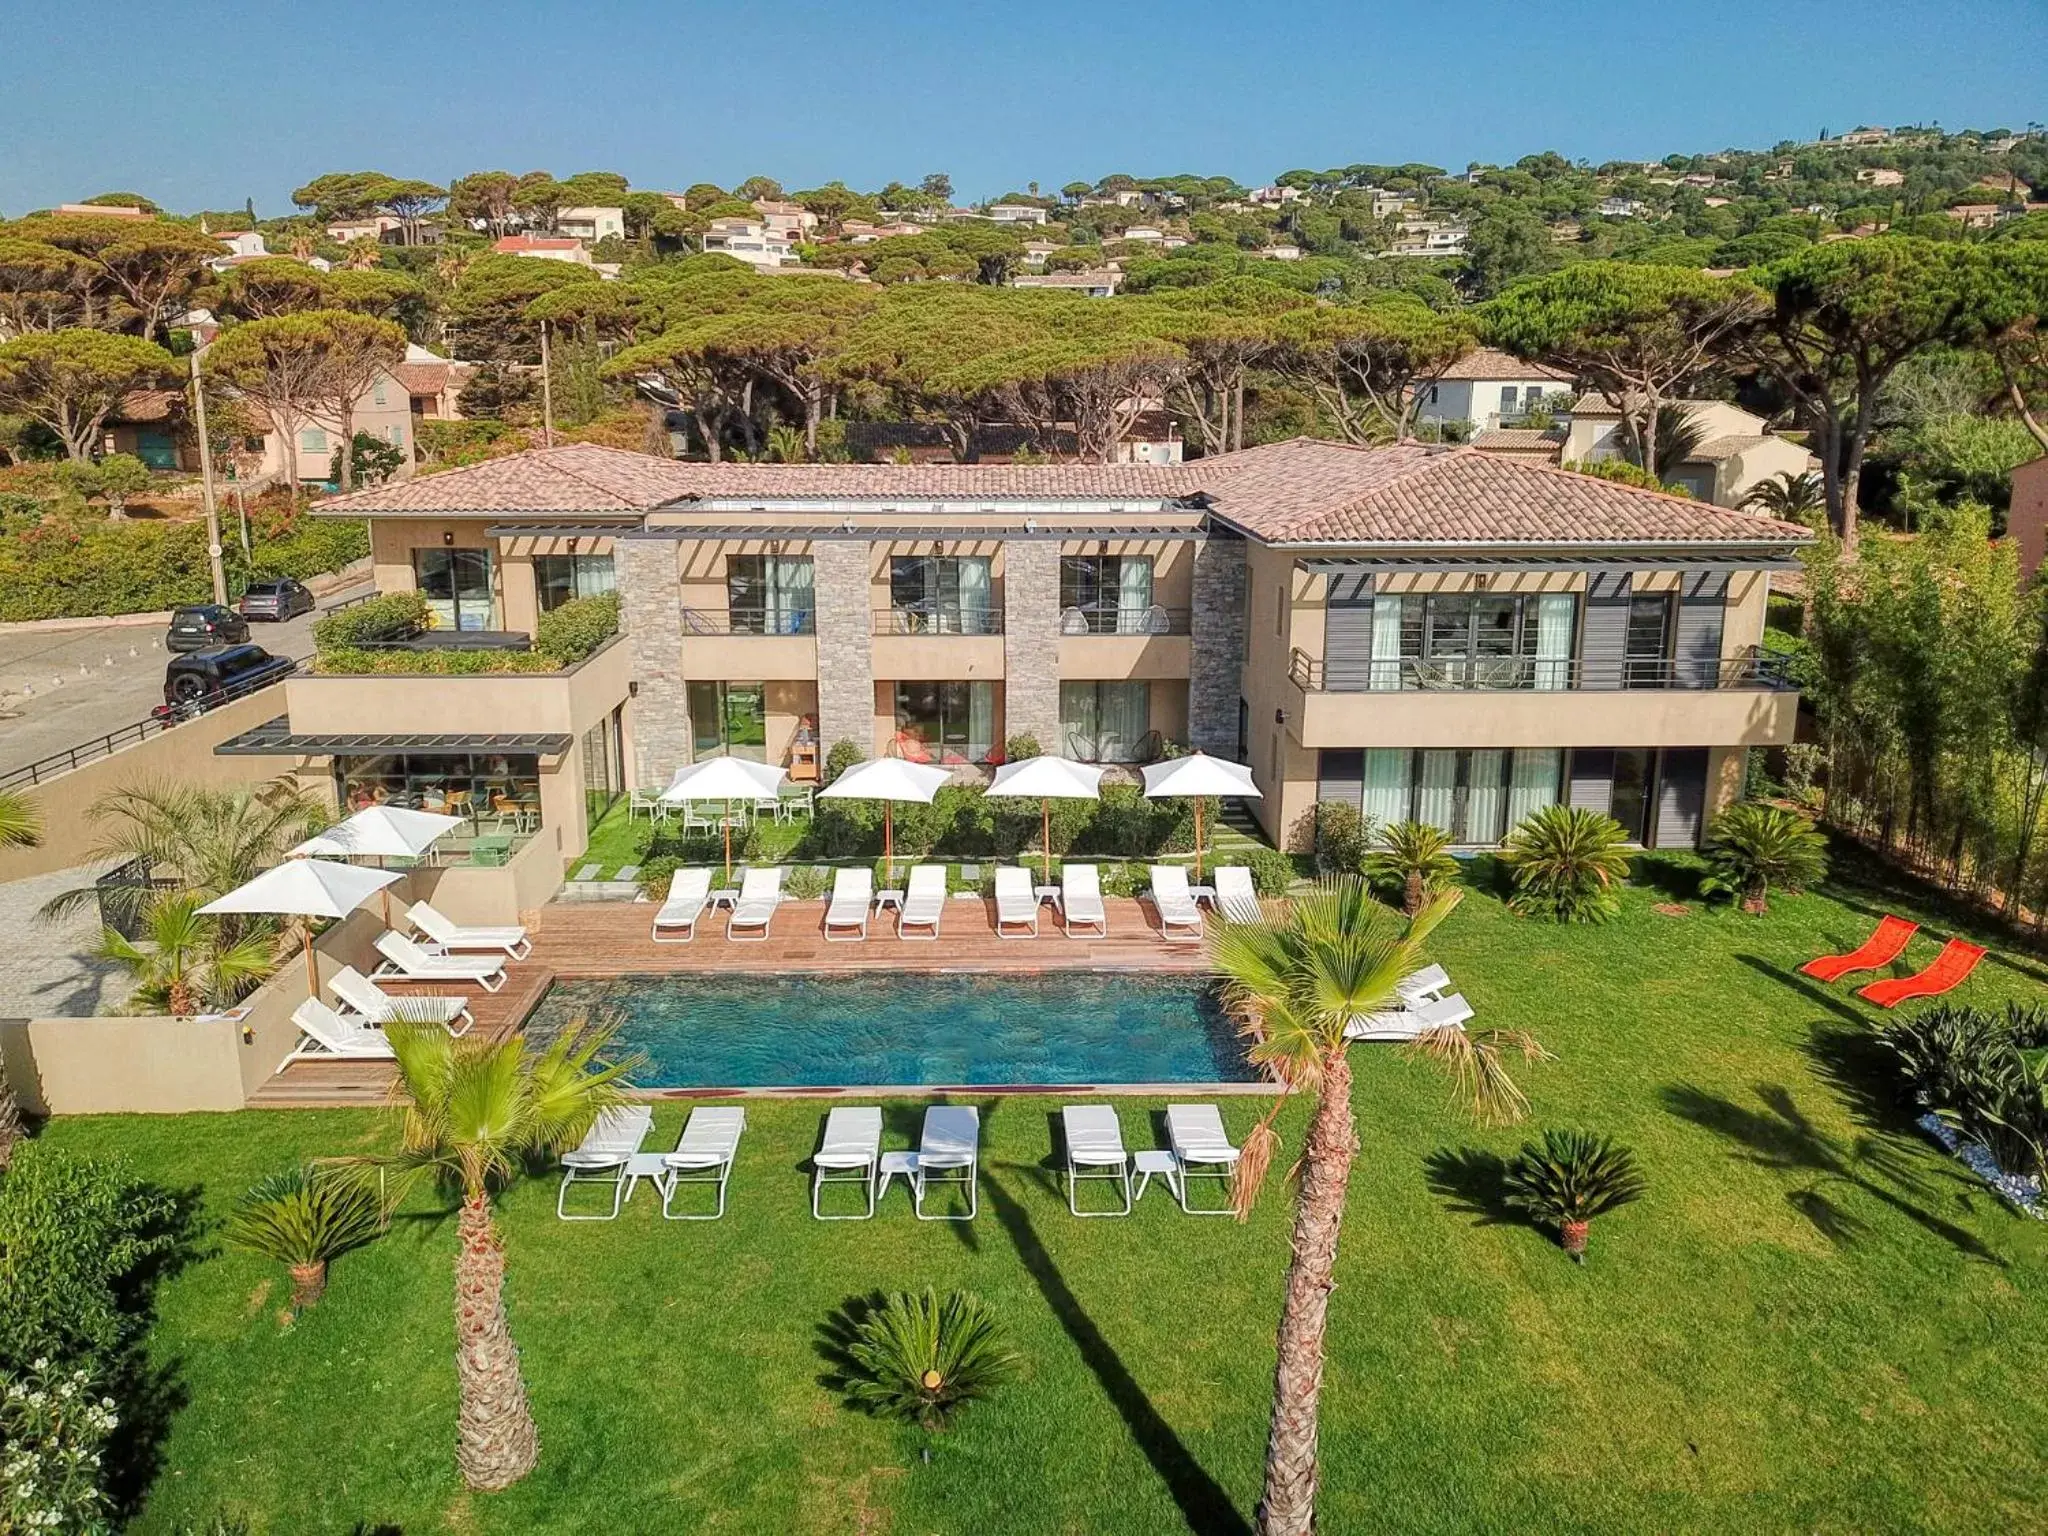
[367,1018,638,1492]
[1211,878,1545,1536]
[1700,801,1827,914]
[41,779,328,933]
[1497,804,1635,923]
[91,894,275,1017]
[1740,470,1826,526]
[1361,819,1460,915]
[0,788,40,1168]
[1650,402,1710,480]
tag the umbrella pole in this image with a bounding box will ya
[302,926,318,1000]
[1042,799,1051,884]
[723,803,733,883]
[885,802,894,888]
[1195,798,1204,883]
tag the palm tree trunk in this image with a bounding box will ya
[288,1260,327,1310]
[454,1192,539,1491]
[1256,1052,1357,1536]
[1404,869,1423,917]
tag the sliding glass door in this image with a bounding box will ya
[414,548,494,631]
[1349,747,1564,844]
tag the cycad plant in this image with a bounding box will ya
[840,1288,1021,1432]
[360,1017,638,1492]
[1503,1129,1647,1263]
[225,1164,386,1313]
[1699,801,1827,914]
[1211,878,1545,1536]
[1498,805,1634,923]
[1362,819,1460,915]
[91,894,275,1016]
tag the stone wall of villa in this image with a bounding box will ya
[1002,540,1062,752]
[1189,534,1248,754]
[813,540,876,753]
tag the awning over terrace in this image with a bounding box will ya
[214,716,574,757]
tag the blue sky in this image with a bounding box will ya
[0,0,2039,215]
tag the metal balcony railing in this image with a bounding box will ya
[1286,648,1794,693]
[682,607,816,636]
[873,607,1004,637]
[1057,605,1190,636]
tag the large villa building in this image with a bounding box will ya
[230,439,1807,906]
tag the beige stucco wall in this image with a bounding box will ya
[1288,684,1799,750]
[871,634,1007,680]
[0,690,293,883]
[1057,635,1192,680]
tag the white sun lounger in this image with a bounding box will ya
[650,868,712,943]
[284,998,397,1069]
[993,866,1039,939]
[660,1105,747,1218]
[405,900,531,960]
[1148,865,1205,941]
[1343,990,1474,1042]
[1061,863,1107,938]
[824,866,873,942]
[897,865,947,940]
[726,867,784,942]
[1062,1103,1133,1216]
[812,1105,884,1219]
[557,1104,655,1220]
[914,1104,979,1220]
[1166,1103,1242,1215]
[1213,866,1264,925]
[1396,963,1453,1005]
[372,931,505,991]
[330,964,472,1035]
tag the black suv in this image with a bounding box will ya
[238,576,314,622]
[166,604,250,653]
[158,645,295,716]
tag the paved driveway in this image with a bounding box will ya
[0,584,367,777]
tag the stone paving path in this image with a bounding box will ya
[0,864,127,1019]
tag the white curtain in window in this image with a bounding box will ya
[1370,595,1405,691]
[968,681,996,759]
[1465,749,1506,844]
[771,557,813,634]
[1117,558,1154,633]
[1415,750,1458,833]
[1534,594,1574,690]
[1506,749,1563,830]
[578,554,617,600]
[956,557,991,633]
[1361,748,1411,826]
[1097,682,1150,762]
[1058,682,1096,759]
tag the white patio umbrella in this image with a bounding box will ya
[986,756,1104,882]
[290,805,465,862]
[659,755,789,880]
[1141,751,1262,881]
[198,859,403,998]
[818,758,951,886]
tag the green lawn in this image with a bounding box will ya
[42,847,2048,1534]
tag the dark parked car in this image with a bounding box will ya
[158,645,295,716]
[238,576,314,621]
[165,604,250,653]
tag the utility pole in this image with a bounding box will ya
[188,347,228,604]
[539,319,555,448]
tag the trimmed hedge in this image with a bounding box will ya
[0,501,369,621]
[312,646,566,676]
[312,591,428,649]
[533,592,619,664]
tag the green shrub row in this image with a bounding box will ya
[312,645,567,676]
[312,590,428,648]
[533,592,620,663]
[0,505,369,621]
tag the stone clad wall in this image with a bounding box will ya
[1188,534,1248,754]
[617,536,687,787]
[1003,540,1061,752]
[812,540,876,753]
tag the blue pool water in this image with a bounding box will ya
[526,972,1254,1088]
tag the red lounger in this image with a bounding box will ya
[1857,938,1988,1009]
[1801,915,1918,982]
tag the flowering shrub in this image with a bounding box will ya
[0,1358,118,1535]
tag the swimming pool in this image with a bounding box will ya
[525,972,1256,1089]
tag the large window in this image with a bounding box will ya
[1060,554,1155,634]
[534,552,615,615]
[1368,592,1576,691]
[336,752,541,830]
[893,681,996,764]
[1624,594,1676,688]
[687,681,767,760]
[1351,747,1562,845]
[1060,681,1151,762]
[1610,748,1655,841]
[581,708,623,827]
[889,555,994,634]
[725,555,814,635]
[414,548,494,631]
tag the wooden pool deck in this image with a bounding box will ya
[249,896,1224,1109]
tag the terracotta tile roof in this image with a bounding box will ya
[113,389,181,424]
[392,363,451,398]
[493,236,582,252]
[311,439,1809,547]
[1686,434,1774,460]
[1470,427,1566,454]
[1434,347,1573,383]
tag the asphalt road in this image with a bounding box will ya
[0,584,370,777]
